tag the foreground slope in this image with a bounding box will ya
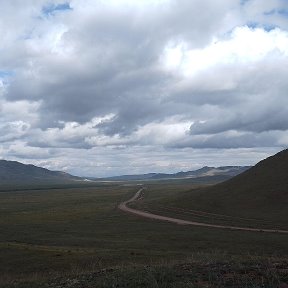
[119,188,288,233]
[171,149,288,223]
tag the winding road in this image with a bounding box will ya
[118,188,288,234]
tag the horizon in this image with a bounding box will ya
[0,155,259,178]
[1,0,288,177]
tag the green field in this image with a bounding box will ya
[0,182,287,287]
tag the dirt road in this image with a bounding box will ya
[118,188,288,234]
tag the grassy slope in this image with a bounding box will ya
[156,150,288,224]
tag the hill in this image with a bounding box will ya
[94,166,250,182]
[171,149,288,223]
[0,160,82,187]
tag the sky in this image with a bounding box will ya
[0,0,288,177]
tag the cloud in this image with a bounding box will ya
[171,130,282,149]
[2,0,240,128]
[166,26,288,147]
[0,0,287,176]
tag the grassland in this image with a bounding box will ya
[0,182,287,287]
[132,183,288,231]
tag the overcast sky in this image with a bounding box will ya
[0,0,288,177]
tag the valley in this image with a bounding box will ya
[0,150,287,287]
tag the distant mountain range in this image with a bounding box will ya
[93,166,251,182]
[0,159,251,187]
[0,160,81,186]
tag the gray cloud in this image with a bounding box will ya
[2,0,242,129]
[0,0,288,176]
[170,131,282,149]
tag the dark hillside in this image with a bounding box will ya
[217,148,288,200]
[0,160,81,186]
[171,149,288,223]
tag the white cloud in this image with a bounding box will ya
[162,26,288,77]
[0,0,287,176]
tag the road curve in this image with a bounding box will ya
[118,188,288,234]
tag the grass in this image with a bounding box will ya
[0,182,287,287]
[170,149,288,224]
[3,256,288,287]
[130,183,288,230]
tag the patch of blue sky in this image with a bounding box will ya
[0,70,14,78]
[246,21,277,32]
[264,9,276,16]
[264,9,288,17]
[240,0,250,6]
[42,2,72,16]
[278,9,288,17]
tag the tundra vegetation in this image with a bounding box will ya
[0,181,287,287]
